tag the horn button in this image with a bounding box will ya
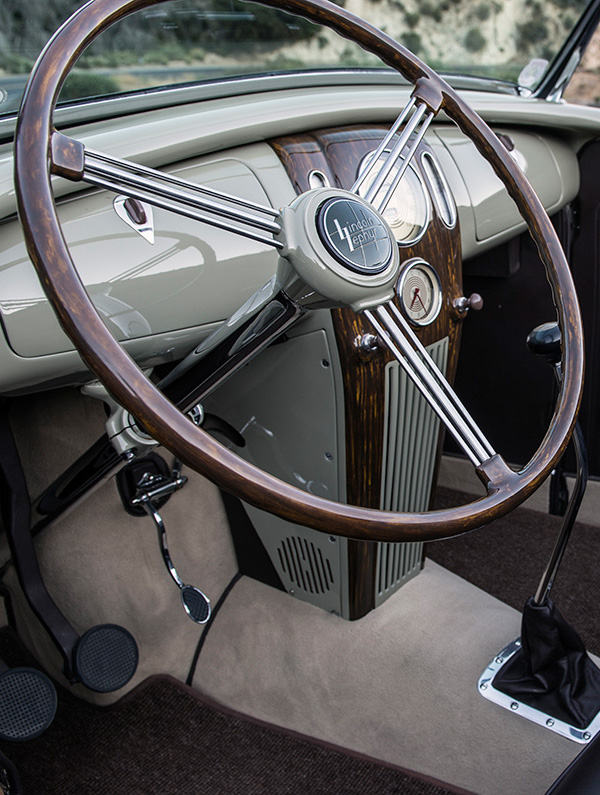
[316,197,393,274]
[278,188,400,313]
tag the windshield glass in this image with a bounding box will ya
[0,0,590,116]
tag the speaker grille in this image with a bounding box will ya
[276,536,335,594]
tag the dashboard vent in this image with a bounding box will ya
[376,336,449,603]
[421,151,457,229]
[276,536,335,595]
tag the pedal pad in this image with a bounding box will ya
[0,667,57,741]
[181,585,211,624]
[74,624,138,693]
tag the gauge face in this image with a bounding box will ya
[397,260,442,326]
[357,150,430,245]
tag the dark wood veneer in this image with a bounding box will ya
[270,128,463,616]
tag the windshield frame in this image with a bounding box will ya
[0,68,521,144]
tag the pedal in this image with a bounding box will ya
[128,459,211,624]
[181,584,211,624]
[74,625,138,693]
[0,409,138,695]
[0,664,57,741]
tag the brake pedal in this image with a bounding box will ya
[74,625,138,694]
[0,663,57,741]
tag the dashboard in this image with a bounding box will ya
[0,77,590,616]
[0,87,579,396]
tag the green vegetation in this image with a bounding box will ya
[516,18,549,52]
[473,3,491,21]
[61,72,120,100]
[464,28,486,53]
[0,0,321,73]
[419,2,443,22]
[402,32,422,54]
[553,0,587,8]
[0,0,589,108]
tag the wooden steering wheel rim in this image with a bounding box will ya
[14,0,584,542]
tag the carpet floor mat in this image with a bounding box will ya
[428,487,600,654]
[0,629,462,795]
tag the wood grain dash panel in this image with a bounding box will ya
[271,126,464,618]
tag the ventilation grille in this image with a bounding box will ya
[277,536,335,595]
[377,542,424,596]
[376,337,449,602]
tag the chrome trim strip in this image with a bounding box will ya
[0,69,519,140]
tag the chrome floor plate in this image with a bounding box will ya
[478,638,600,744]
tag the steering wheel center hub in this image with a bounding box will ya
[278,188,400,312]
[316,197,393,274]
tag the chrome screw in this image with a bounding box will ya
[480,682,488,691]
[510,702,519,711]
[584,732,592,741]
[546,719,555,728]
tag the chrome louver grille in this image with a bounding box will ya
[375,336,449,603]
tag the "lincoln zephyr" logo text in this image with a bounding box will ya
[317,197,392,275]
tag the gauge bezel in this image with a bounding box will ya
[396,258,443,327]
[357,149,431,246]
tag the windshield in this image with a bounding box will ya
[0,0,591,116]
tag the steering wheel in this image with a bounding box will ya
[14,0,583,543]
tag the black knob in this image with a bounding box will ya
[526,321,561,364]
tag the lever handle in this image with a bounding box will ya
[526,321,561,364]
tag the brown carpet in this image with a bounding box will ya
[0,629,464,795]
[427,487,600,654]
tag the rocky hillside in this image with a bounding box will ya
[284,0,587,83]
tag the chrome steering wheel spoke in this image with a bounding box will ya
[365,300,496,468]
[50,133,283,250]
[351,97,435,215]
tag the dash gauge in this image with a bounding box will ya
[397,259,442,326]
